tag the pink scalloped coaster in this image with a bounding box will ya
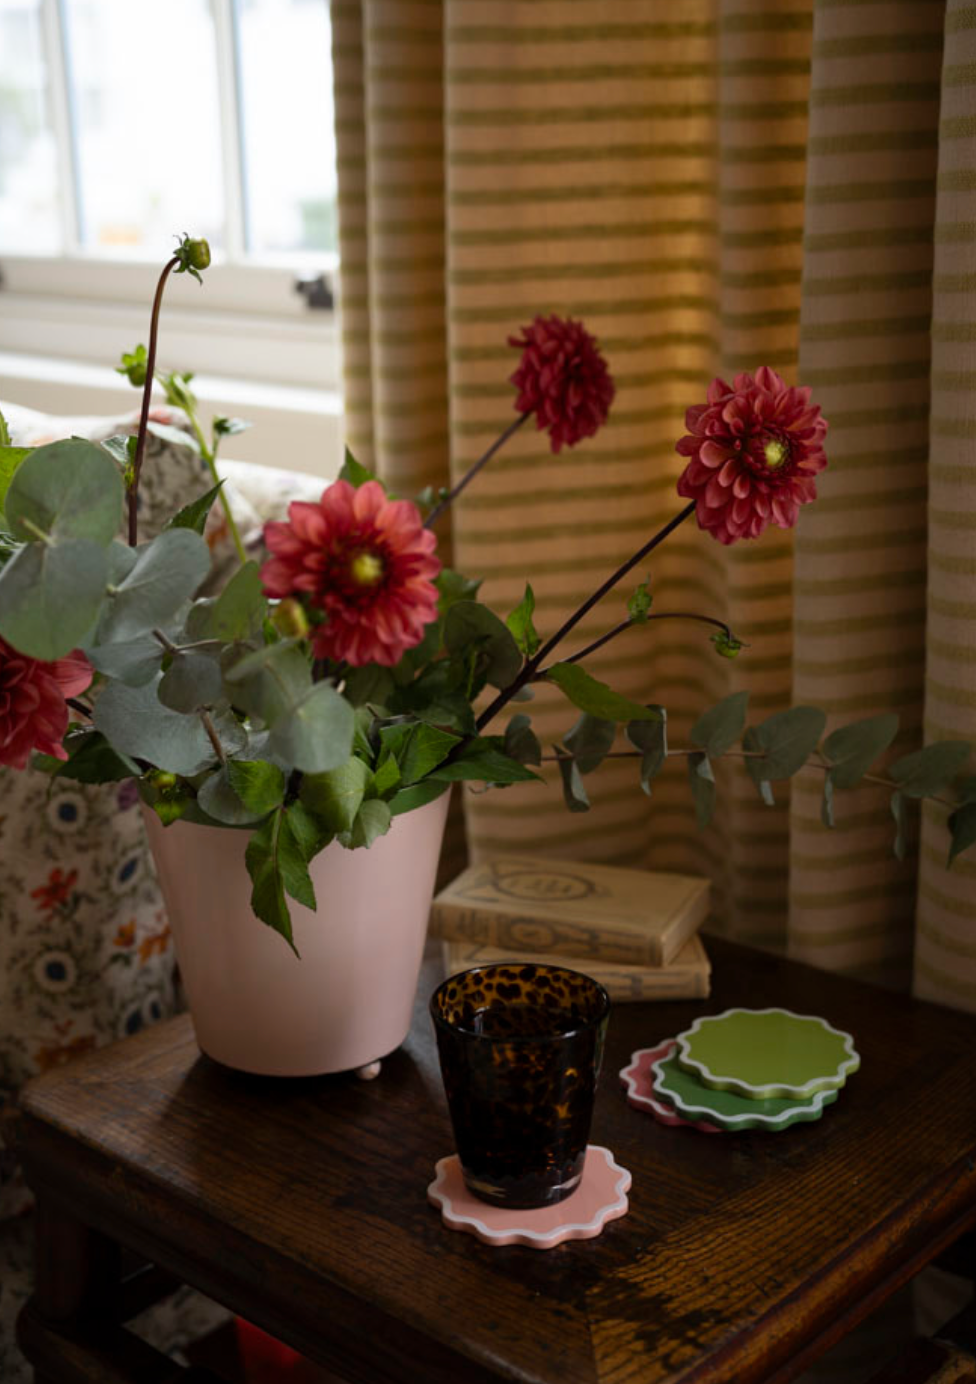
[427,1145,631,1249]
[620,1040,723,1134]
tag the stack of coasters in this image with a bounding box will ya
[621,1008,860,1132]
[430,855,711,1001]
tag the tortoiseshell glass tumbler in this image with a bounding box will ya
[430,963,611,1209]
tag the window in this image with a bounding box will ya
[0,0,342,474]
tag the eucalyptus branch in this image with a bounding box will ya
[424,412,531,528]
[476,500,697,732]
[20,518,53,547]
[151,627,179,655]
[66,698,93,720]
[198,708,227,766]
[546,610,738,672]
[128,256,179,546]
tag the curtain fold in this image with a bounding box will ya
[332,0,976,1010]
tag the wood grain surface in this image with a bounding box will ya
[18,938,976,1384]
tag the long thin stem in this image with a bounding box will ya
[185,410,247,565]
[66,698,93,720]
[552,610,736,671]
[424,412,531,528]
[128,257,179,546]
[476,500,697,732]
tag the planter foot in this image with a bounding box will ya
[355,1060,382,1081]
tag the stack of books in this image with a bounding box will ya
[430,855,711,1002]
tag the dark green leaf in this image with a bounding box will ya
[411,694,477,736]
[342,798,392,848]
[338,447,375,488]
[267,680,355,774]
[546,662,664,723]
[227,759,286,815]
[948,802,976,866]
[506,583,541,658]
[197,767,273,826]
[688,751,716,829]
[379,721,459,785]
[429,739,542,784]
[822,713,900,789]
[167,481,225,535]
[555,747,590,813]
[5,438,123,545]
[563,713,615,774]
[300,757,370,834]
[436,567,482,613]
[223,641,312,724]
[209,561,266,641]
[444,600,523,690]
[891,789,908,861]
[343,664,396,708]
[93,675,217,775]
[285,799,332,865]
[388,779,449,817]
[889,740,972,799]
[244,809,310,954]
[503,712,542,766]
[97,529,211,643]
[690,691,749,759]
[627,578,652,623]
[43,728,140,784]
[744,706,827,789]
[157,651,224,712]
[370,755,401,797]
[626,708,668,796]
[0,538,108,660]
[957,775,976,804]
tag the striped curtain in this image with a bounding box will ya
[331,0,976,1011]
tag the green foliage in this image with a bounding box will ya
[37,728,140,784]
[97,529,211,644]
[546,662,663,723]
[198,767,273,826]
[378,721,459,785]
[506,584,541,658]
[146,420,200,455]
[555,746,589,812]
[167,481,225,535]
[563,713,615,774]
[743,706,827,804]
[0,444,32,517]
[300,757,371,834]
[627,578,652,623]
[0,409,9,446]
[338,447,375,489]
[341,798,392,849]
[5,438,123,545]
[822,714,900,790]
[690,691,749,760]
[436,567,482,613]
[444,600,523,690]
[93,676,218,776]
[427,738,541,785]
[948,798,976,866]
[245,804,321,954]
[0,539,109,660]
[213,416,250,439]
[687,752,716,828]
[116,344,148,387]
[266,681,355,775]
[174,233,211,283]
[711,630,747,659]
[227,760,287,815]
[86,636,164,687]
[388,779,449,817]
[626,708,667,796]
[888,741,972,799]
[503,712,542,766]
[157,651,224,713]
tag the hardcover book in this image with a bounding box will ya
[429,855,710,968]
[441,934,711,1003]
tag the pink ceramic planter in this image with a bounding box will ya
[143,791,450,1077]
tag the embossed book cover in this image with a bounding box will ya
[429,856,710,968]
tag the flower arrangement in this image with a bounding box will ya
[0,236,973,951]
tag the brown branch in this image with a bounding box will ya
[127,255,179,546]
[424,412,531,528]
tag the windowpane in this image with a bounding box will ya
[63,0,224,254]
[235,0,337,256]
[0,0,60,254]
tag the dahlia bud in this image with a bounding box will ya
[270,597,310,640]
[116,345,148,388]
[711,631,747,659]
[174,233,212,284]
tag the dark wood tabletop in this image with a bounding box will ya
[17,937,976,1384]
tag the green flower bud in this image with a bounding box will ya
[711,631,748,659]
[116,345,148,388]
[174,233,212,283]
[271,597,311,640]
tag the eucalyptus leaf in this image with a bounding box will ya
[224,759,286,815]
[744,706,827,790]
[343,664,396,708]
[948,802,976,866]
[0,538,107,660]
[504,712,542,766]
[5,439,123,544]
[97,529,211,643]
[98,433,135,468]
[93,675,217,775]
[506,583,541,658]
[223,641,311,724]
[85,636,163,687]
[444,600,523,689]
[891,789,908,861]
[546,662,663,723]
[889,740,972,799]
[822,713,900,789]
[167,481,225,535]
[626,708,667,796]
[555,747,590,813]
[300,757,370,834]
[690,691,749,759]
[688,751,716,829]
[146,419,200,454]
[563,713,615,775]
[267,680,355,773]
[198,767,274,826]
[157,650,225,712]
[437,567,482,613]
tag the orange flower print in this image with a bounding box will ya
[113,920,136,948]
[30,867,78,912]
[35,1034,97,1072]
[139,925,171,963]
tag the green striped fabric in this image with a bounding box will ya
[332,0,976,1010]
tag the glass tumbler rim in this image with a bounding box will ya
[429,961,611,1044]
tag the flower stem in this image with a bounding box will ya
[476,500,697,732]
[66,698,93,720]
[424,412,531,528]
[128,256,180,546]
[549,610,736,672]
[186,409,248,566]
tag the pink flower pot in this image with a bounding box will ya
[142,792,449,1076]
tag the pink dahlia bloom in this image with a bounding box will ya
[0,640,92,771]
[509,314,615,454]
[260,480,441,667]
[676,368,828,544]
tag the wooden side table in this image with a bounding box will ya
[15,938,976,1384]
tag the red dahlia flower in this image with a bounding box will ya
[0,640,92,771]
[676,367,828,544]
[509,314,615,453]
[260,480,441,667]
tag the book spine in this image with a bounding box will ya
[428,904,664,967]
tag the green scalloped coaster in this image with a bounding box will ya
[652,1052,839,1132]
[676,1007,859,1100]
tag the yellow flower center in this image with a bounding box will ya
[349,550,385,587]
[763,437,789,470]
